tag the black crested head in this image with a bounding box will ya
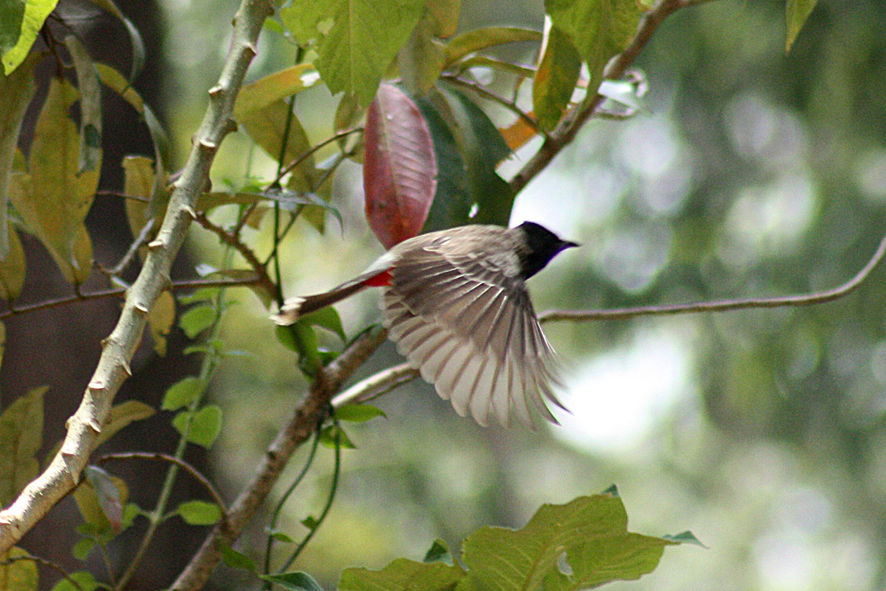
[515,221,579,279]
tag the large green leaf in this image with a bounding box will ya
[9,76,97,284]
[545,0,640,88]
[340,492,694,591]
[0,386,47,507]
[533,23,582,131]
[280,0,426,105]
[0,52,37,260]
[785,0,818,52]
[1,0,58,75]
[438,85,514,226]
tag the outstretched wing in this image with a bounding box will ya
[382,240,565,427]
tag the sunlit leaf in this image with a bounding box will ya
[280,0,426,105]
[173,405,223,448]
[149,289,175,356]
[1,0,58,75]
[94,400,156,448]
[340,559,463,591]
[335,404,386,423]
[162,376,206,411]
[364,83,437,248]
[261,572,326,591]
[64,36,102,174]
[785,0,818,52]
[49,571,98,591]
[83,0,145,80]
[0,51,37,260]
[179,304,217,339]
[443,26,542,67]
[0,386,46,507]
[234,64,321,120]
[84,466,124,533]
[438,85,513,226]
[9,77,97,284]
[533,23,581,131]
[0,547,38,591]
[177,500,222,525]
[545,0,641,90]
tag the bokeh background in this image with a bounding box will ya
[10,0,886,589]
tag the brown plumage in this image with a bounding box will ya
[274,222,577,427]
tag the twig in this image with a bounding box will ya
[0,552,86,591]
[0,0,274,554]
[331,363,419,408]
[510,0,709,194]
[272,127,363,187]
[541,230,886,323]
[0,276,261,321]
[442,74,538,132]
[171,326,388,591]
[97,452,228,519]
[193,211,278,301]
[102,218,155,277]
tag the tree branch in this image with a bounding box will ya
[510,0,705,194]
[541,230,886,323]
[171,327,389,591]
[331,362,418,408]
[0,0,274,554]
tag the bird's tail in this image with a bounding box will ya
[272,280,371,325]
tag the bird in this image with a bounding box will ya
[274,222,578,427]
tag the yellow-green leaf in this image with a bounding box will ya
[0,386,47,507]
[0,547,38,591]
[786,0,818,52]
[533,22,581,131]
[73,471,128,534]
[443,27,542,67]
[0,51,37,260]
[233,64,321,120]
[0,225,26,301]
[94,400,156,448]
[149,290,175,356]
[10,77,97,284]
[1,0,58,75]
[398,10,445,96]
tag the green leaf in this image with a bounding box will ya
[423,539,450,564]
[84,466,123,533]
[173,405,223,448]
[71,537,96,560]
[234,64,321,120]
[64,35,102,174]
[0,547,38,591]
[162,376,206,411]
[443,26,542,67]
[148,290,176,356]
[335,404,386,423]
[1,0,59,75]
[9,76,96,284]
[179,304,217,339]
[0,52,37,261]
[299,306,347,342]
[662,530,706,546]
[0,1,26,61]
[438,85,514,226]
[461,494,680,591]
[320,424,356,449]
[0,225,25,301]
[261,572,326,591]
[545,0,640,90]
[340,559,463,591]
[398,10,445,96]
[785,0,818,52]
[50,571,98,591]
[269,530,297,543]
[280,0,427,105]
[533,24,581,131]
[414,95,471,231]
[177,500,222,525]
[0,386,46,507]
[220,545,257,571]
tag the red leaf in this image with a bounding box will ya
[364,83,437,249]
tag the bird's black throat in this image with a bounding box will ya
[516,221,578,279]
